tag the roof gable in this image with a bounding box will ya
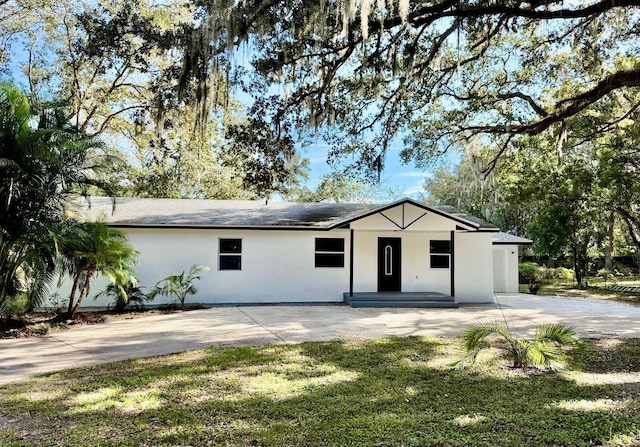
[330,198,498,231]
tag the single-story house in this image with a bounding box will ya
[52,197,530,308]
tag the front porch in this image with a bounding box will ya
[343,292,458,308]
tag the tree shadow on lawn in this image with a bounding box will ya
[570,338,640,373]
[0,337,639,447]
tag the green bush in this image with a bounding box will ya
[555,267,575,281]
[0,293,30,319]
[597,268,615,285]
[519,262,543,294]
[519,262,540,282]
[519,264,577,293]
[538,266,575,282]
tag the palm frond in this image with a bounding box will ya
[457,320,578,371]
[460,320,511,353]
[452,347,481,371]
[149,264,209,307]
[527,341,568,371]
[534,324,578,347]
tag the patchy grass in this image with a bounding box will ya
[520,278,640,305]
[1,337,640,446]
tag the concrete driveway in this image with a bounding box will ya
[1,293,639,385]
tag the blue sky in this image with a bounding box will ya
[233,86,445,200]
[300,140,436,198]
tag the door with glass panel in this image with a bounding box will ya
[378,238,401,292]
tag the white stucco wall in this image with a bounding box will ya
[51,228,351,308]
[454,232,495,303]
[493,248,507,292]
[352,230,452,295]
[492,245,520,293]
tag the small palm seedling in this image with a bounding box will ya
[94,277,150,312]
[149,264,209,309]
[454,321,579,371]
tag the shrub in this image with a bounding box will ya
[519,262,539,281]
[519,263,577,293]
[555,267,575,281]
[597,268,615,285]
[48,292,66,314]
[149,265,209,309]
[455,321,579,371]
[0,293,30,319]
[94,278,151,312]
[519,262,542,294]
[538,266,575,282]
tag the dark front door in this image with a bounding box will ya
[378,238,401,292]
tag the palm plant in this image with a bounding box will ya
[0,83,122,312]
[60,222,138,318]
[94,278,150,312]
[455,320,579,371]
[149,265,209,309]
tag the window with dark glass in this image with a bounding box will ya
[315,238,344,268]
[430,240,451,269]
[219,238,242,270]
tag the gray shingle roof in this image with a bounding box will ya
[77,197,498,230]
[492,232,532,245]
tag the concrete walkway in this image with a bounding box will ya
[1,293,639,385]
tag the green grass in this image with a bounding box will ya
[1,337,640,446]
[519,278,640,305]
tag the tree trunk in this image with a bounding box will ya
[604,212,615,271]
[571,221,581,286]
[67,271,82,316]
[70,267,95,318]
[572,244,584,286]
[0,243,28,306]
[573,240,589,288]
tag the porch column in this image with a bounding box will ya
[349,228,354,296]
[450,230,455,297]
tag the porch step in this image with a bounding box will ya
[349,300,459,308]
[344,292,459,308]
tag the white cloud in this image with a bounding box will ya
[402,184,425,196]
[393,171,433,179]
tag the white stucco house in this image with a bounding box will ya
[53,197,530,309]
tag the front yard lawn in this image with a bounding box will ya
[1,337,639,446]
[520,277,640,305]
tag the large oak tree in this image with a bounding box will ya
[178,0,640,176]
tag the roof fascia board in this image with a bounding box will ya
[107,224,349,231]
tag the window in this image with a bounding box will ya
[219,238,242,270]
[430,240,451,269]
[315,238,344,268]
